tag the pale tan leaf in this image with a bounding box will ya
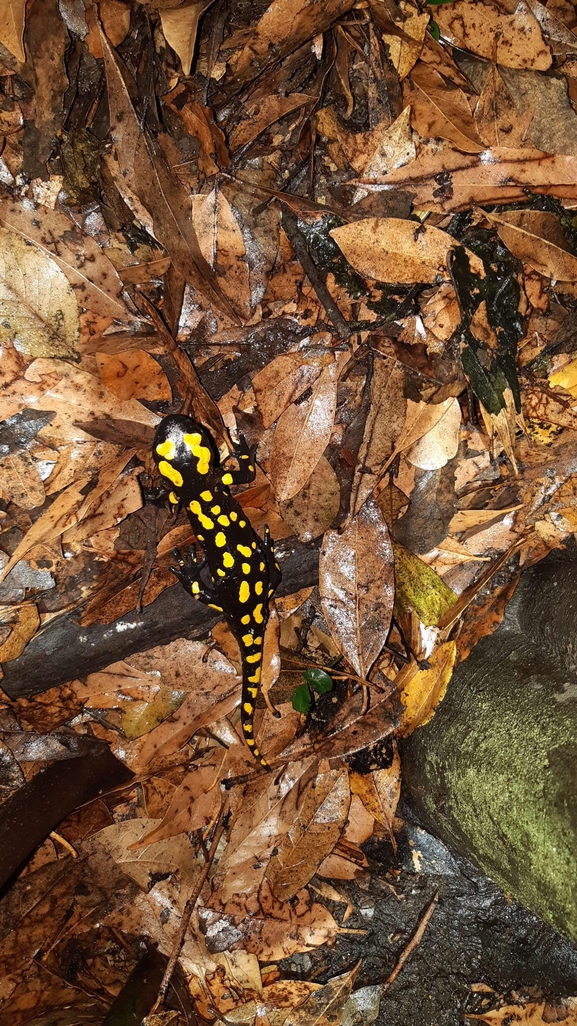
[406,396,461,470]
[0,604,40,662]
[330,219,484,285]
[267,766,350,901]
[485,209,577,281]
[434,0,552,70]
[474,65,535,150]
[88,818,201,891]
[270,354,345,503]
[383,7,429,80]
[96,349,172,402]
[160,0,214,76]
[0,224,79,360]
[0,0,26,62]
[320,499,394,678]
[230,93,314,151]
[190,188,251,318]
[283,963,361,1026]
[349,355,406,517]
[133,749,226,846]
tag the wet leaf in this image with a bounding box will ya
[399,640,457,736]
[160,0,215,75]
[485,209,577,281]
[394,542,457,627]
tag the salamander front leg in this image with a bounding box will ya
[170,547,223,610]
[221,435,257,486]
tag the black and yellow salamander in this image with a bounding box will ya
[152,415,281,770]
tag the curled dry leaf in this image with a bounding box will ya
[267,766,350,901]
[0,604,40,662]
[0,0,26,62]
[434,0,552,71]
[330,219,484,285]
[0,224,79,360]
[399,641,457,737]
[406,396,461,470]
[485,209,577,281]
[320,498,394,679]
[270,353,346,503]
[349,742,401,838]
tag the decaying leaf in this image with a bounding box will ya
[399,641,457,736]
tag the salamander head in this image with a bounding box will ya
[153,415,219,486]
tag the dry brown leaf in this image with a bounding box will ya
[0,0,26,62]
[0,224,79,360]
[522,384,577,429]
[230,93,314,152]
[133,748,227,846]
[230,0,356,86]
[160,0,215,75]
[405,64,484,153]
[253,347,325,429]
[269,353,346,503]
[279,454,340,542]
[435,0,552,70]
[398,641,457,736]
[88,818,201,891]
[330,219,483,285]
[0,452,45,509]
[466,997,577,1023]
[358,148,577,213]
[282,963,361,1026]
[349,355,406,517]
[474,65,535,149]
[100,31,237,320]
[267,766,350,901]
[0,198,132,323]
[199,893,341,960]
[320,498,394,679]
[191,188,251,319]
[383,6,429,80]
[485,209,577,281]
[96,349,172,402]
[349,742,401,837]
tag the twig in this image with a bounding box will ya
[381,892,439,994]
[282,207,351,340]
[152,815,227,1011]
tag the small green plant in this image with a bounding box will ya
[292,667,334,714]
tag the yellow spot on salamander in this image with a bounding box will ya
[241,614,250,625]
[242,634,254,646]
[223,552,234,568]
[230,511,238,521]
[253,604,264,624]
[239,519,246,528]
[215,532,226,547]
[200,490,213,501]
[217,569,226,577]
[255,581,263,595]
[218,514,230,527]
[243,702,253,714]
[169,492,178,504]
[254,637,262,645]
[197,534,204,541]
[259,562,265,571]
[158,460,183,487]
[248,668,261,683]
[247,687,258,698]
[183,434,211,474]
[246,738,255,746]
[237,544,252,558]
[189,500,214,530]
[246,652,261,663]
[222,472,233,485]
[248,464,254,472]
[251,542,257,549]
[239,580,250,604]
[192,581,200,595]
[243,722,253,732]
[183,431,202,447]
[210,505,221,515]
[209,602,223,611]
[156,439,175,459]
[242,563,251,575]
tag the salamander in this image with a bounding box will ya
[152,414,281,770]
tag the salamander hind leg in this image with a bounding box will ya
[170,547,223,610]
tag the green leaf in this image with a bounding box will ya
[292,682,312,714]
[428,19,440,38]
[304,668,334,695]
[393,542,457,627]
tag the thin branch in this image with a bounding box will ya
[381,892,439,994]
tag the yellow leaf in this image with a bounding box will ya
[399,641,457,736]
